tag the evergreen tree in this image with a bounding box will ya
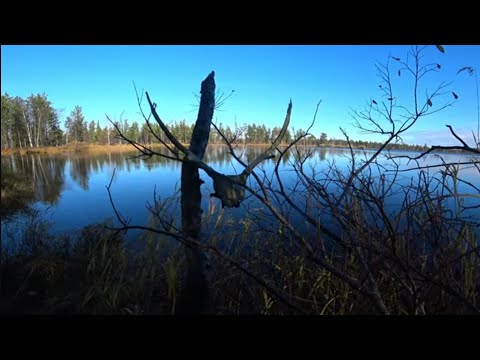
[65,106,86,143]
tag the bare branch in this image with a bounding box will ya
[146,91,190,156]
[446,125,471,148]
[106,168,129,228]
[241,100,294,177]
[108,115,182,162]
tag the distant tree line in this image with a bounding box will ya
[1,93,427,151]
[317,132,428,151]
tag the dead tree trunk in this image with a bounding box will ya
[177,71,216,314]
[113,71,292,313]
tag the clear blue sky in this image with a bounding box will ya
[2,45,479,146]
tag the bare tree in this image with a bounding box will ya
[109,71,293,314]
[266,46,480,314]
[108,46,479,315]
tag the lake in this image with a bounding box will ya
[1,146,479,243]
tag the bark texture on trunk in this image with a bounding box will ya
[177,72,215,314]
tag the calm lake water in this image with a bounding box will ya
[1,146,479,241]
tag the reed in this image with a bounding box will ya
[1,189,477,315]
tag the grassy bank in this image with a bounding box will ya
[1,205,478,315]
[0,143,159,156]
[1,143,467,158]
[0,143,274,157]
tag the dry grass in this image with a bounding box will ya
[1,203,478,315]
[0,143,313,157]
[0,143,170,156]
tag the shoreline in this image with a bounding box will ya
[1,142,473,157]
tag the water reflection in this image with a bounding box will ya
[2,154,66,205]
[1,146,478,236]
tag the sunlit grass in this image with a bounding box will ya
[0,143,170,156]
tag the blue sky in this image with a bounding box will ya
[2,45,479,146]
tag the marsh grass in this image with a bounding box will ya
[205,209,479,314]
[0,198,478,315]
[1,157,478,315]
[150,185,479,314]
[0,213,168,315]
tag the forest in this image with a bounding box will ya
[1,93,428,151]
